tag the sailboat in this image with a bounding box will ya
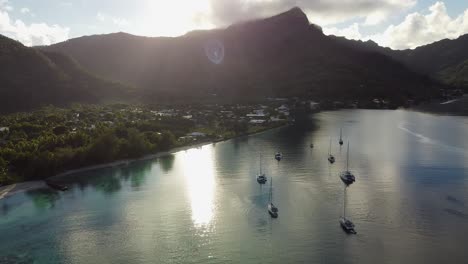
[339,128,344,146]
[339,187,356,234]
[339,142,356,186]
[268,177,278,218]
[275,152,283,161]
[328,138,335,164]
[256,155,267,184]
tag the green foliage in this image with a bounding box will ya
[0,157,8,183]
[0,104,186,184]
[53,126,68,135]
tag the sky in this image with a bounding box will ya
[0,0,467,49]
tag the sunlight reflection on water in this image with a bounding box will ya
[182,146,216,227]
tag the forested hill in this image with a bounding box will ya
[330,34,468,90]
[0,35,132,113]
[42,7,442,105]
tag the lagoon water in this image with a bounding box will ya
[1,110,468,263]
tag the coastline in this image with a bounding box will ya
[0,123,288,199]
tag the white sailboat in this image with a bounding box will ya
[339,187,356,234]
[275,152,283,161]
[339,142,356,185]
[256,154,267,184]
[268,177,278,218]
[328,138,335,164]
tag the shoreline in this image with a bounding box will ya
[0,124,288,199]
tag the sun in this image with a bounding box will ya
[144,0,213,37]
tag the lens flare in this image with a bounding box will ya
[204,39,225,65]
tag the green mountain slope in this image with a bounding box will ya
[0,35,131,113]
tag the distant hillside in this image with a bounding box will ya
[330,34,468,90]
[415,95,468,115]
[43,7,442,106]
[0,35,131,113]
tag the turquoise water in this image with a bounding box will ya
[1,110,468,263]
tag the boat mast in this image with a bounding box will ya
[329,138,332,156]
[343,186,346,218]
[260,154,262,175]
[270,178,273,203]
[340,128,342,141]
[346,142,350,171]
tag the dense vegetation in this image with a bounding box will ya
[0,35,132,113]
[0,103,285,184]
[0,105,183,184]
[42,8,442,105]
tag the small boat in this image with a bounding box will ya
[340,187,356,234]
[339,142,356,186]
[275,152,283,161]
[257,174,267,184]
[268,177,278,218]
[339,128,344,146]
[45,180,68,191]
[328,138,335,164]
[340,217,356,234]
[256,155,267,184]
[310,143,314,148]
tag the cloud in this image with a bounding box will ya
[0,0,12,11]
[0,9,69,46]
[368,1,468,49]
[20,7,30,14]
[96,12,129,27]
[323,23,362,40]
[207,0,416,26]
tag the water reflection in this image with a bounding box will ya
[181,146,216,227]
[159,154,175,173]
[1,110,468,264]
[26,188,60,210]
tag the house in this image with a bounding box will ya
[277,105,289,112]
[188,132,206,137]
[309,101,320,110]
[270,117,286,122]
[249,119,266,124]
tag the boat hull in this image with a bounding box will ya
[268,203,278,218]
[257,175,267,184]
[339,217,356,234]
[268,210,278,218]
[275,153,282,161]
[340,172,355,186]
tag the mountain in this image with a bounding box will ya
[0,35,131,113]
[330,34,468,90]
[42,7,442,105]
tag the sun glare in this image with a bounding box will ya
[144,0,213,37]
[182,146,216,227]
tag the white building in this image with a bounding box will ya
[249,119,266,124]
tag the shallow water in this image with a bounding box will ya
[1,110,468,263]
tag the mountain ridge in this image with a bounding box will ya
[42,7,442,106]
[328,33,468,90]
